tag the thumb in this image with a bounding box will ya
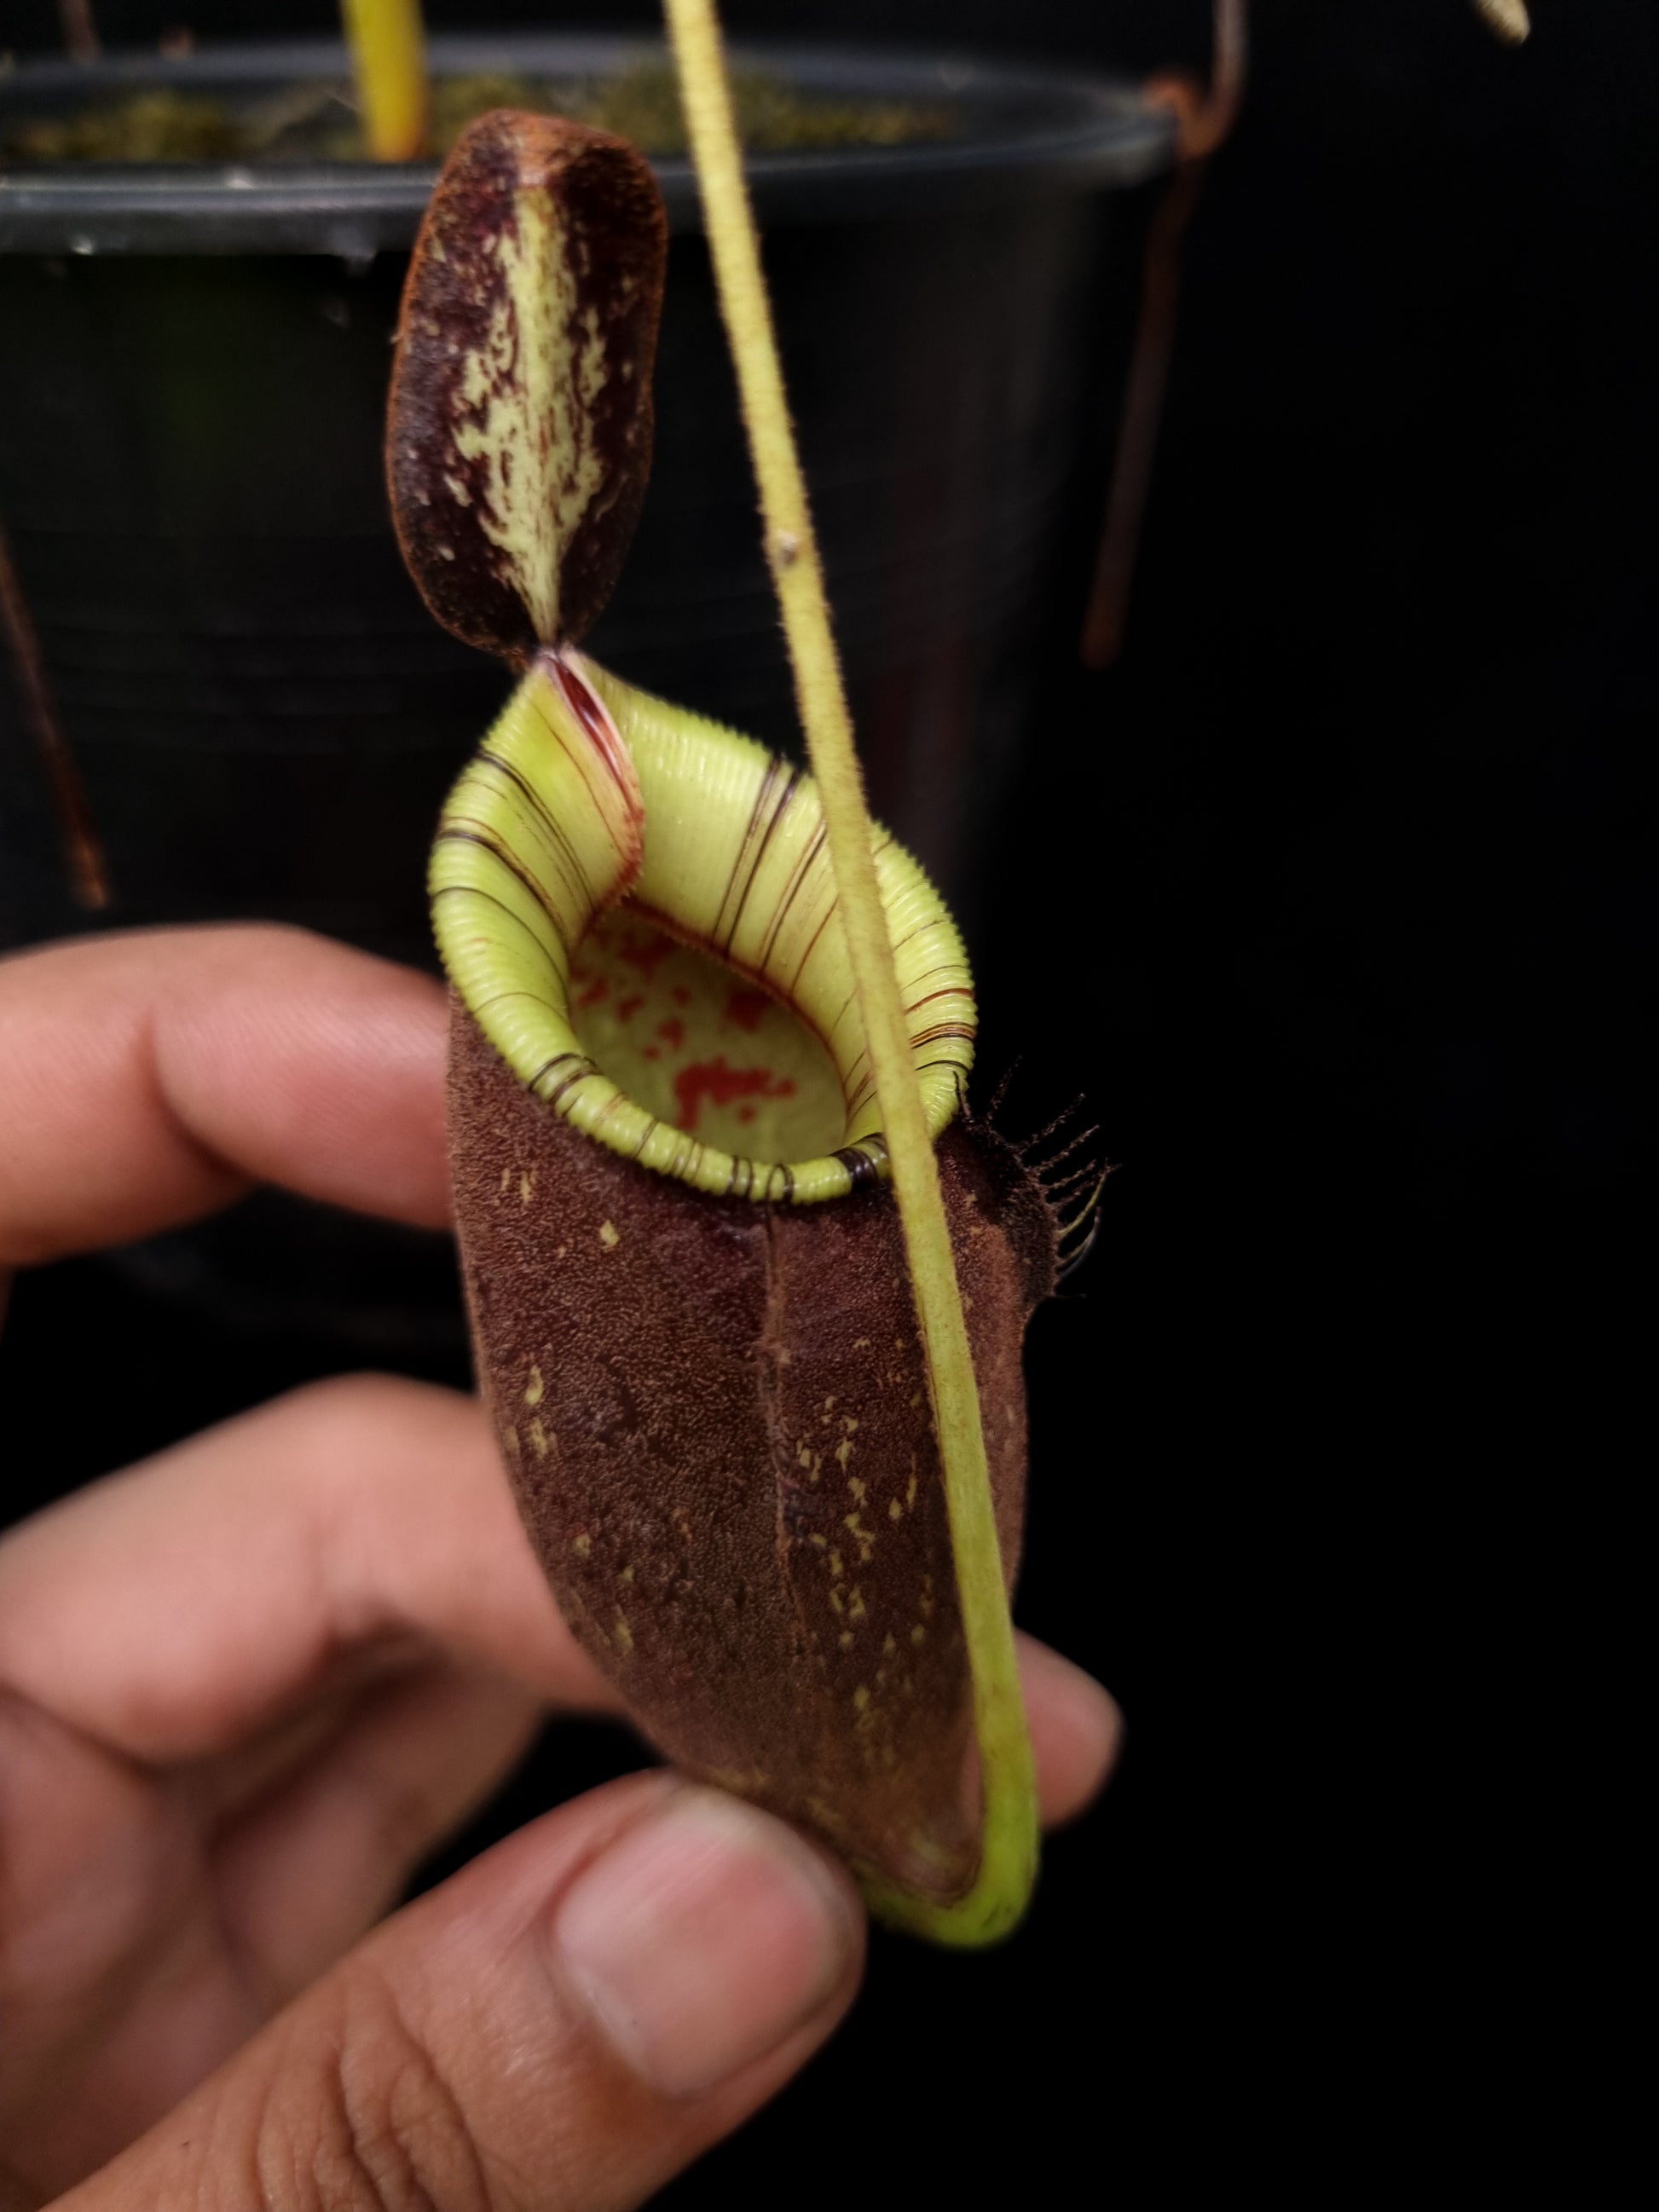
[57,1773,864,2212]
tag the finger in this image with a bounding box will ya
[210,1661,546,2007]
[0,924,449,1266]
[56,1774,864,2212]
[0,1377,617,1762]
[1017,1632,1125,1827]
[0,1666,539,2200]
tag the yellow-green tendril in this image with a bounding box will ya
[343,0,430,161]
[662,0,1038,1945]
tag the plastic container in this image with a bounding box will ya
[0,35,1171,1360]
[0,34,1171,962]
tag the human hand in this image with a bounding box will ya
[0,926,1122,2210]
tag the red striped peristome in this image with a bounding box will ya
[431,648,977,1207]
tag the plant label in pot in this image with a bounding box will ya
[390,109,1090,1939]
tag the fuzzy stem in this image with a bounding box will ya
[342,0,430,162]
[1080,0,1248,668]
[0,516,108,909]
[662,0,1038,1946]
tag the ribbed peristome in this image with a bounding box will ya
[431,650,976,1203]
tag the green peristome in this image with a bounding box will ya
[431,648,976,1205]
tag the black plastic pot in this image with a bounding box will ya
[0,34,1170,1360]
[0,34,1171,962]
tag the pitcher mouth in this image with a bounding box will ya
[430,649,976,1203]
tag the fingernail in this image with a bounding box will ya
[553,1786,858,2098]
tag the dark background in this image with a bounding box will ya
[2,0,1650,2194]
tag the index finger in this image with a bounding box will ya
[0,924,450,1266]
[0,1377,614,1752]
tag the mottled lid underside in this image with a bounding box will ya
[388,110,668,661]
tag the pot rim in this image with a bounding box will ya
[0,33,1174,257]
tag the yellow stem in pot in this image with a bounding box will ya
[662,0,1038,1945]
[343,0,429,162]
